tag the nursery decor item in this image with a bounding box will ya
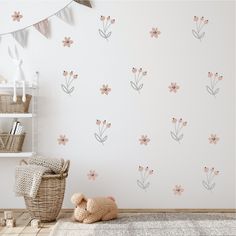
[71,193,118,224]
[0,218,6,226]
[31,219,41,228]
[0,1,91,48]
[4,211,13,220]
[6,219,16,228]
[8,45,26,102]
[0,94,31,113]
[0,133,25,152]
[18,158,70,222]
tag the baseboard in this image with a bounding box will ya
[1,208,235,213]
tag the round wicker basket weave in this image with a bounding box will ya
[21,159,70,222]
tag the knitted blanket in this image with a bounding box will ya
[15,156,64,198]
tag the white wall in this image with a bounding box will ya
[0,0,235,209]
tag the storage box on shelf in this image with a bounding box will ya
[0,75,38,158]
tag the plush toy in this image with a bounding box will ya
[71,193,118,224]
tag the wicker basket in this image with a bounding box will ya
[0,133,25,152]
[22,159,70,222]
[0,94,32,113]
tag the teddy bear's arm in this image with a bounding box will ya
[101,209,118,221]
[83,210,104,224]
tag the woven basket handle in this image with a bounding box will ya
[20,159,28,165]
[60,160,70,175]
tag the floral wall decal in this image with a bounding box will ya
[168,82,180,93]
[192,16,208,41]
[87,170,98,181]
[137,166,154,191]
[100,84,111,95]
[62,36,73,47]
[61,70,78,95]
[170,118,187,143]
[94,120,111,145]
[139,135,150,145]
[202,167,219,191]
[173,185,184,195]
[57,134,69,145]
[11,11,23,22]
[149,27,161,38]
[99,15,115,40]
[208,134,220,144]
[206,72,223,97]
[130,67,147,93]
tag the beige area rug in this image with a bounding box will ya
[50,213,236,236]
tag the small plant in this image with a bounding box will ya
[170,118,187,143]
[202,167,219,191]
[173,185,184,196]
[206,72,223,97]
[99,16,115,40]
[94,120,111,145]
[130,67,147,93]
[137,166,154,191]
[192,16,208,41]
[61,70,78,95]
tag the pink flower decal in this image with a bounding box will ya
[99,15,115,40]
[192,16,208,41]
[87,170,98,181]
[57,135,69,145]
[206,72,224,97]
[170,117,187,143]
[11,11,23,22]
[61,70,78,95]
[139,135,150,145]
[94,119,111,145]
[173,185,184,195]
[100,84,111,95]
[137,165,154,191]
[208,134,219,144]
[150,27,161,38]
[130,67,147,93]
[62,37,73,47]
[168,82,180,93]
[202,166,219,191]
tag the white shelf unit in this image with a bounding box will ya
[0,73,38,157]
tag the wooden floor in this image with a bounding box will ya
[0,210,73,236]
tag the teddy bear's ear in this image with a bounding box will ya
[71,193,87,206]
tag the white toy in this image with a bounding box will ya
[8,45,26,102]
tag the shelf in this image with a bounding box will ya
[0,113,33,118]
[0,152,34,157]
[0,82,37,89]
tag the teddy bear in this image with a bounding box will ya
[71,193,118,224]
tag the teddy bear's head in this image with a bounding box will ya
[71,193,100,222]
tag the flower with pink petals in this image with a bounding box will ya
[100,15,105,21]
[139,135,150,145]
[170,117,187,143]
[98,15,115,40]
[173,185,184,195]
[168,82,180,93]
[206,72,224,96]
[208,134,219,144]
[137,165,154,191]
[150,27,161,38]
[100,84,111,95]
[57,135,68,145]
[87,170,98,180]
[12,11,23,22]
[202,166,220,191]
[61,70,78,95]
[130,67,148,93]
[94,119,111,145]
[192,15,209,41]
[62,37,73,47]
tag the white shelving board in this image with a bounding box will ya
[0,82,37,89]
[0,113,33,118]
[0,152,34,158]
